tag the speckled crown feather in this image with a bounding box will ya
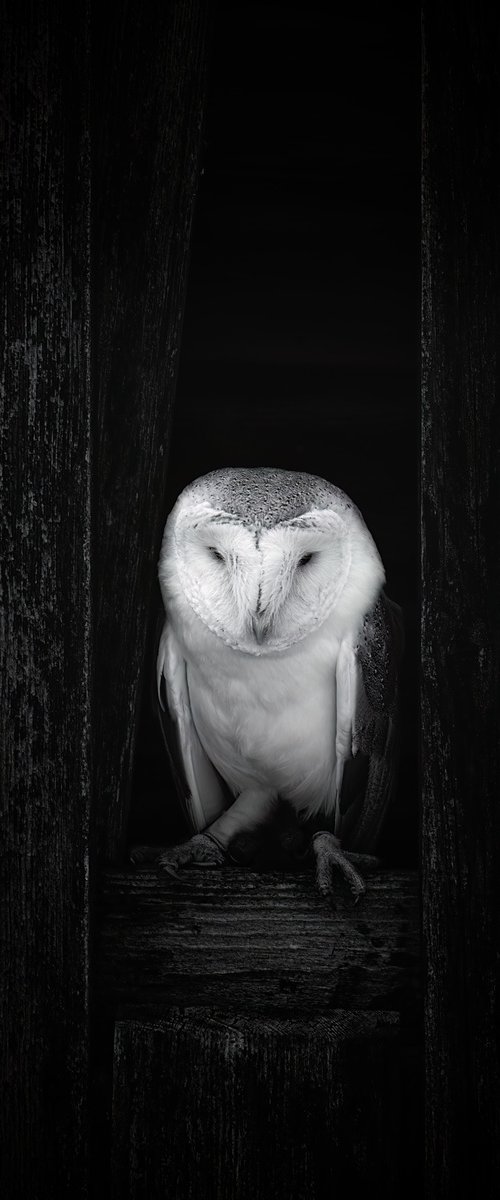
[182,467,357,528]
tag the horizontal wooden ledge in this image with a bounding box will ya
[95,866,420,1014]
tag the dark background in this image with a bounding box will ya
[129,1,420,864]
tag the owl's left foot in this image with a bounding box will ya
[312,831,379,901]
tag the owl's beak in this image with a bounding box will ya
[251,614,271,645]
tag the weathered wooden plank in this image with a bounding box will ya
[0,2,91,1196]
[112,1008,402,1199]
[422,3,500,1196]
[96,868,420,1013]
[92,0,210,863]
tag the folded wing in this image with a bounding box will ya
[336,593,404,851]
[156,619,229,832]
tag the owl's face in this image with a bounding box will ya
[159,473,385,656]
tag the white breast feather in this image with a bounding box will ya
[163,600,365,830]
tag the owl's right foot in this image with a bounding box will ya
[129,833,229,872]
[156,832,228,875]
[131,788,282,874]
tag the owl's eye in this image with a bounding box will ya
[208,546,224,563]
[298,552,314,568]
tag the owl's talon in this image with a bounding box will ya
[155,832,227,877]
[158,859,179,877]
[129,844,161,864]
[312,831,367,900]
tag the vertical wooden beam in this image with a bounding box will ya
[0,2,91,1196]
[111,1010,401,1199]
[92,0,210,862]
[422,3,500,1195]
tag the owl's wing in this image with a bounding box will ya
[156,618,229,832]
[335,593,404,852]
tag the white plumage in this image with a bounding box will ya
[154,467,402,893]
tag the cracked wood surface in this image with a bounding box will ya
[96,867,420,1014]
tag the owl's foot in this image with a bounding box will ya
[155,832,228,876]
[129,844,163,864]
[129,835,228,872]
[129,790,281,876]
[128,835,225,873]
[312,831,378,901]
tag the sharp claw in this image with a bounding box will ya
[158,861,179,877]
[129,844,156,864]
[149,833,228,876]
[351,881,366,901]
[312,831,368,900]
[130,843,182,866]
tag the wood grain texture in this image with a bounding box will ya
[96,867,420,1013]
[422,3,500,1195]
[92,0,210,862]
[112,1008,402,1199]
[0,2,91,1196]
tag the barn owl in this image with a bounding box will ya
[145,467,402,898]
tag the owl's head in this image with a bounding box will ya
[159,468,385,655]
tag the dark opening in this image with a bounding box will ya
[128,2,420,866]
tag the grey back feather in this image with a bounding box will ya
[337,593,404,851]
